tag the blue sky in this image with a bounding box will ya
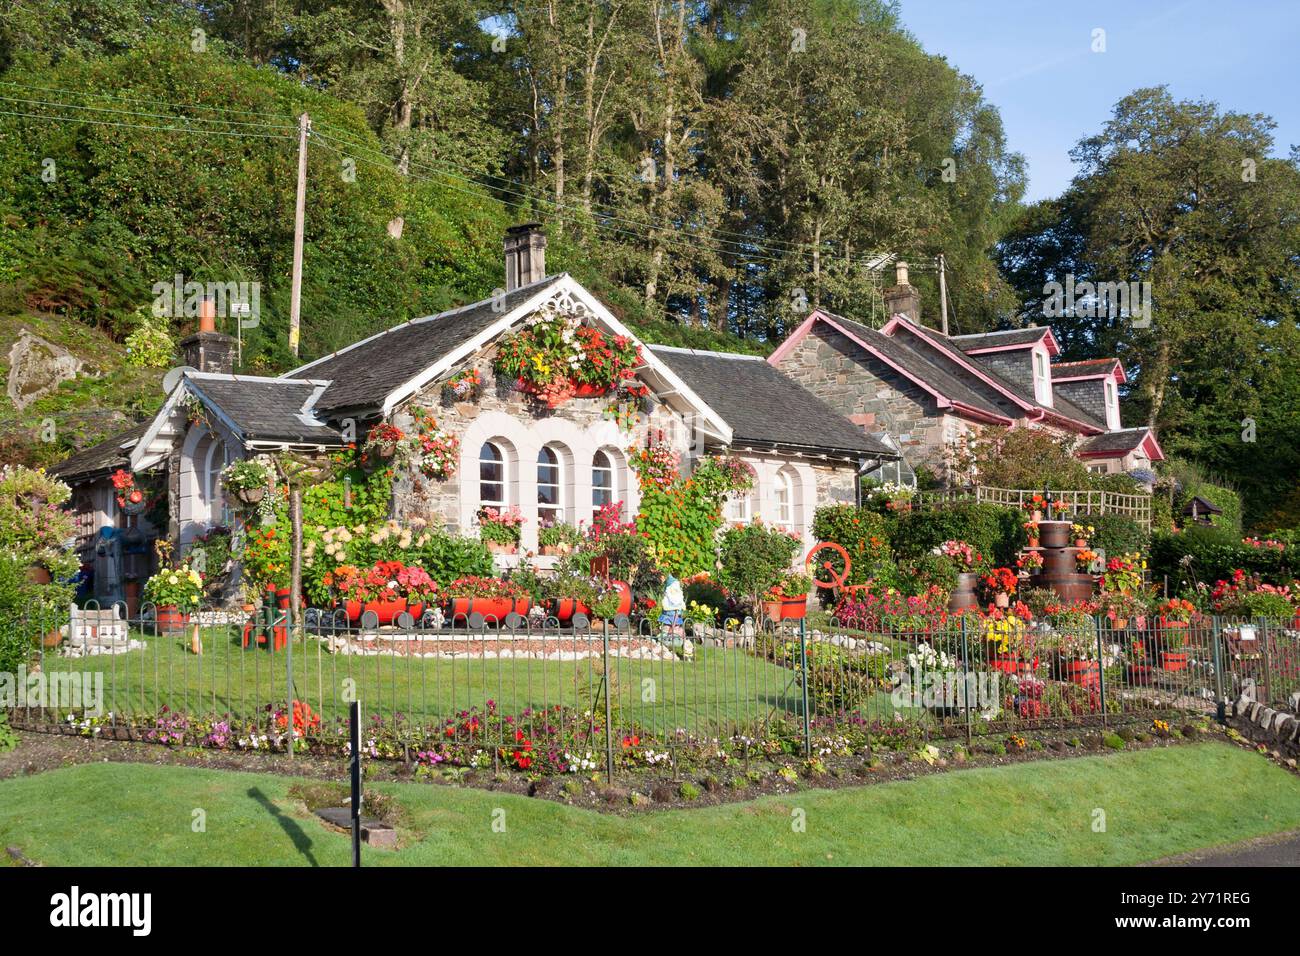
[897,0,1300,200]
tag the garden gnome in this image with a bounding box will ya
[658,573,685,640]
[93,526,124,610]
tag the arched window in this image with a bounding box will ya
[592,449,615,516]
[775,469,795,528]
[537,446,562,524]
[480,442,506,507]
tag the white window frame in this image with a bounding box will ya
[592,449,615,518]
[479,441,507,508]
[537,445,563,524]
[775,470,794,528]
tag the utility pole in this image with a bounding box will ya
[937,253,950,336]
[289,112,311,358]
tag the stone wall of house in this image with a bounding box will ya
[779,326,954,479]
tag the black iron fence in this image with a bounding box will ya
[4,602,1297,777]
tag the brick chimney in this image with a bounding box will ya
[504,223,546,292]
[884,260,922,326]
[179,297,237,374]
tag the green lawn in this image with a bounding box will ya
[44,626,814,738]
[1,743,1296,865]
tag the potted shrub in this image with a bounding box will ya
[587,582,628,628]
[1023,494,1048,524]
[763,571,812,621]
[143,562,204,632]
[538,520,581,557]
[1017,550,1043,574]
[935,540,986,611]
[982,567,1018,609]
[1050,609,1101,688]
[1157,623,1190,671]
[984,612,1034,673]
[717,522,800,619]
[477,506,525,555]
[1071,523,1094,549]
[222,456,274,507]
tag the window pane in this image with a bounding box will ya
[593,450,613,512]
[538,446,561,518]
[480,442,505,504]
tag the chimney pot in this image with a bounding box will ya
[198,296,217,334]
[504,223,547,292]
[884,260,922,326]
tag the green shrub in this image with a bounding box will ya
[897,552,958,597]
[890,503,1020,567]
[0,710,17,752]
[810,505,898,587]
[1176,481,1242,533]
[1103,733,1126,750]
[718,523,799,610]
[1150,526,1295,591]
[1086,514,1150,558]
[678,781,701,801]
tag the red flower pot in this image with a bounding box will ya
[990,655,1030,675]
[550,597,590,623]
[345,597,422,626]
[572,382,610,398]
[780,596,808,620]
[1064,659,1100,689]
[155,605,189,633]
[1160,651,1188,672]
[449,596,530,623]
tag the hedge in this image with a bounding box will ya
[1176,481,1242,533]
[888,503,1021,567]
[1149,526,1296,592]
[1084,514,1150,558]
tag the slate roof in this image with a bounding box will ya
[1052,358,1121,376]
[950,327,1051,351]
[50,422,149,482]
[648,346,897,459]
[818,313,1011,420]
[1076,428,1153,456]
[286,275,565,414]
[903,321,1106,431]
[186,375,342,445]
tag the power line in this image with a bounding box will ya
[0,107,296,140]
[0,77,301,123]
[0,92,297,131]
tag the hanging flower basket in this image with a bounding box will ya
[235,486,266,506]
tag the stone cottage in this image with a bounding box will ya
[55,225,898,569]
[768,261,1164,484]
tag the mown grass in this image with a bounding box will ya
[0,743,1296,866]
[45,625,812,737]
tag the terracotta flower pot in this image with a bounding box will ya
[994,592,1010,609]
[486,541,518,555]
[25,564,51,585]
[1074,538,1087,548]
[1160,650,1188,672]
[155,605,189,633]
[1027,537,1040,549]
[1064,659,1100,689]
[762,600,783,621]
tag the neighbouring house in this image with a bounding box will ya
[769,261,1164,485]
[54,224,899,583]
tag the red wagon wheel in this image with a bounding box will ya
[805,541,851,591]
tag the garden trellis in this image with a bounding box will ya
[914,486,1153,531]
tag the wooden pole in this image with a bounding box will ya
[288,112,310,358]
[937,253,949,336]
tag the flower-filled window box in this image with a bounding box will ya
[493,303,642,408]
[477,506,525,554]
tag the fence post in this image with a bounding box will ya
[960,615,972,746]
[1260,618,1273,708]
[349,699,362,868]
[602,623,614,785]
[1096,616,1108,729]
[1211,615,1226,723]
[798,617,812,757]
